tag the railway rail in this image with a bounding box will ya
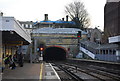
[51,61,120,81]
[51,63,83,81]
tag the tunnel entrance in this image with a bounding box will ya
[43,46,67,61]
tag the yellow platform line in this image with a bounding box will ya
[39,63,43,81]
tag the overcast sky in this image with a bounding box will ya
[0,0,106,30]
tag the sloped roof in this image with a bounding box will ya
[32,27,87,34]
[81,41,119,50]
[96,44,119,49]
[81,41,99,48]
[33,20,76,26]
[40,21,76,24]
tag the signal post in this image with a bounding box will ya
[77,31,83,58]
[39,44,44,61]
[77,31,81,46]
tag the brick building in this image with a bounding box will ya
[104,0,120,62]
[104,0,120,43]
[34,14,76,28]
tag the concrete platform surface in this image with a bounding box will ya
[1,62,60,81]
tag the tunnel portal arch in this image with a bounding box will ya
[43,46,67,61]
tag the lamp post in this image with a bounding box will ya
[30,43,32,63]
[30,25,34,63]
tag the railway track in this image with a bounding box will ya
[51,63,83,81]
[51,62,120,81]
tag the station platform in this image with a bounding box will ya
[1,62,61,81]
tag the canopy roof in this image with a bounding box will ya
[0,16,31,45]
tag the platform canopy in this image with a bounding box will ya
[0,16,32,45]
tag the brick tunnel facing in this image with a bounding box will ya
[43,46,67,61]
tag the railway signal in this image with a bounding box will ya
[77,31,81,38]
[77,31,81,46]
[39,44,44,51]
[40,47,44,51]
[39,44,44,61]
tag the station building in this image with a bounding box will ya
[80,0,120,62]
[32,27,87,61]
[33,14,76,28]
[30,14,88,61]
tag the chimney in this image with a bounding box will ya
[44,14,48,21]
[0,12,3,16]
[66,15,68,21]
[62,18,64,21]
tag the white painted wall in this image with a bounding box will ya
[2,17,14,30]
[116,50,120,61]
[80,47,95,59]
[109,36,120,43]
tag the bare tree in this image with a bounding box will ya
[65,1,90,29]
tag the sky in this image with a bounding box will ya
[0,0,106,30]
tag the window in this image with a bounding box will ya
[24,24,26,27]
[96,50,99,54]
[28,24,30,28]
[106,50,108,54]
[30,24,32,28]
[6,20,9,22]
[113,50,116,55]
[22,24,24,27]
[103,50,105,54]
[26,24,28,28]
[100,50,102,54]
[109,50,112,54]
